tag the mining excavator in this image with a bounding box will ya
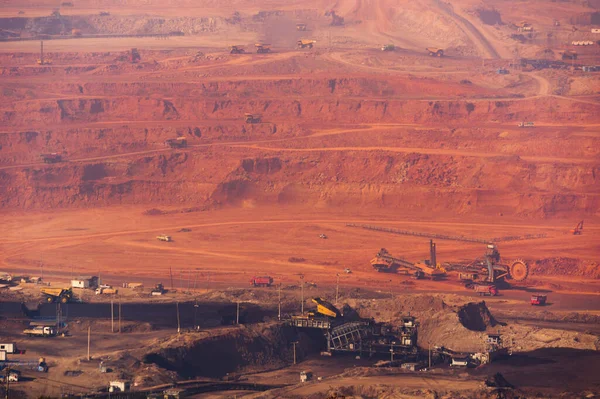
[570,220,583,235]
[444,244,529,284]
[370,240,446,280]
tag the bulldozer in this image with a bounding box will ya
[297,39,316,49]
[561,50,578,60]
[41,288,72,304]
[229,45,245,54]
[426,47,444,57]
[245,113,261,123]
[165,137,187,148]
[255,43,271,53]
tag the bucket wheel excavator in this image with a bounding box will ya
[444,244,529,284]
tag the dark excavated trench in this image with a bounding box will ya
[143,324,326,379]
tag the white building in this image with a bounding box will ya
[0,343,16,354]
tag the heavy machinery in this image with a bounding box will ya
[250,276,273,287]
[23,325,57,337]
[473,284,498,296]
[530,294,547,306]
[445,243,529,285]
[229,45,245,54]
[370,240,445,279]
[325,9,344,26]
[381,44,395,52]
[310,297,341,318]
[156,234,172,242]
[517,121,534,127]
[165,137,187,148]
[151,283,165,295]
[40,288,72,303]
[296,23,307,31]
[245,113,262,123]
[426,47,444,57]
[297,39,316,49]
[570,220,584,235]
[497,68,509,74]
[255,43,271,53]
[40,153,62,163]
[561,50,578,60]
[130,48,141,63]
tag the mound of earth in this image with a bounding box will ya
[457,301,499,332]
[532,257,600,279]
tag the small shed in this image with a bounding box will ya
[487,334,502,345]
[0,343,16,354]
[0,350,7,361]
[71,276,98,289]
[109,380,130,392]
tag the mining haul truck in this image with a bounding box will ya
[250,276,273,287]
[255,43,271,53]
[40,153,62,163]
[297,39,316,49]
[40,288,72,303]
[426,47,444,57]
[165,137,187,148]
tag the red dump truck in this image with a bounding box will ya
[530,294,547,306]
[250,276,273,287]
[474,284,498,296]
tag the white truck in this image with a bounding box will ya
[23,326,57,337]
[517,122,535,128]
[156,234,172,242]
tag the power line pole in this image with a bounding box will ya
[87,326,91,361]
[176,302,181,334]
[278,283,281,321]
[292,341,298,365]
[169,266,174,290]
[111,300,114,333]
[429,343,432,369]
[335,273,340,305]
[300,275,304,315]
[118,302,121,334]
[236,301,240,325]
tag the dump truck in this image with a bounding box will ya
[381,44,395,52]
[562,50,578,60]
[230,45,245,54]
[156,234,171,242]
[296,23,307,31]
[165,137,187,148]
[426,47,444,57]
[23,325,57,337]
[255,43,271,53]
[245,113,261,123]
[297,39,316,49]
[95,287,118,295]
[40,153,62,163]
[151,283,165,295]
[473,284,498,296]
[250,276,273,287]
[530,294,547,306]
[40,288,72,303]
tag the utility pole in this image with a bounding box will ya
[176,302,181,334]
[335,273,340,305]
[428,343,432,369]
[40,255,44,281]
[193,271,199,290]
[111,300,114,333]
[118,302,122,334]
[87,326,91,361]
[390,342,394,362]
[5,367,10,399]
[278,283,281,321]
[236,301,240,325]
[300,275,304,315]
[169,266,174,290]
[292,341,298,365]
[40,40,44,65]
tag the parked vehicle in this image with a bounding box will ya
[250,276,273,287]
[530,294,547,306]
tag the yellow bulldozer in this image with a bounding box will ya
[40,288,73,303]
[426,47,444,57]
